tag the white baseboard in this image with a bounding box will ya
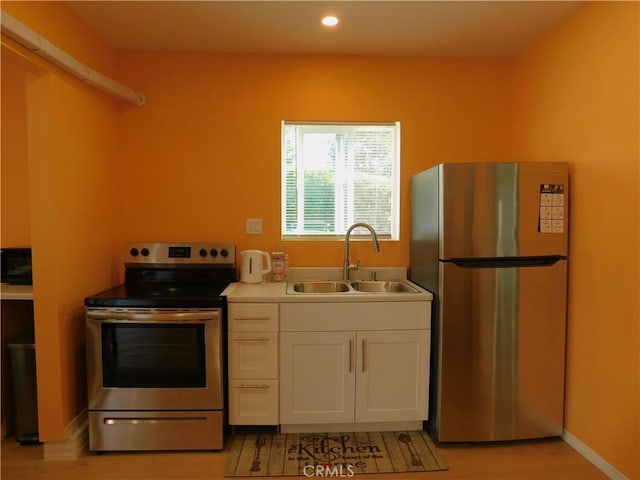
[563,429,628,480]
[43,411,88,461]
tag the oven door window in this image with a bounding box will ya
[101,323,206,388]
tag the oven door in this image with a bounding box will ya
[86,309,222,411]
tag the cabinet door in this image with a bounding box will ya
[280,331,355,424]
[355,330,430,422]
[228,332,278,379]
[229,379,278,425]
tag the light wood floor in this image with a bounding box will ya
[1,435,608,480]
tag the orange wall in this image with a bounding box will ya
[1,2,122,441]
[511,2,639,478]
[115,52,512,267]
[1,52,31,247]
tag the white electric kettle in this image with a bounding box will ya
[240,250,272,283]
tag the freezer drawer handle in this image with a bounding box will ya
[446,255,565,268]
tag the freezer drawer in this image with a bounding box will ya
[434,259,567,442]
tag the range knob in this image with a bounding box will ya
[141,248,150,257]
[210,248,218,257]
[221,248,229,257]
[199,248,208,257]
[130,248,139,257]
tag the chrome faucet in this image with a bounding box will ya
[343,222,380,280]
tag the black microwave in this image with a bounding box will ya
[1,247,32,285]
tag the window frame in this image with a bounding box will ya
[281,120,400,241]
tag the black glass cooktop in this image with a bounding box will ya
[84,267,236,309]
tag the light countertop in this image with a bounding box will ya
[222,267,433,303]
[0,284,34,301]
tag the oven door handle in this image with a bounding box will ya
[86,310,220,323]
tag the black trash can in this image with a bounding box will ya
[8,339,39,444]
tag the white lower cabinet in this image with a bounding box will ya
[228,303,279,425]
[229,298,431,429]
[280,329,430,425]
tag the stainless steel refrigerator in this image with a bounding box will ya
[409,162,568,442]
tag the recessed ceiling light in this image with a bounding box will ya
[321,16,339,27]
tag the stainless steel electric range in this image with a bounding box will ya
[84,242,236,452]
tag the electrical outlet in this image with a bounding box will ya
[246,218,263,235]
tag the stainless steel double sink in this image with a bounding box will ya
[286,279,419,295]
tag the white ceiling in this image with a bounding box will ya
[65,1,584,58]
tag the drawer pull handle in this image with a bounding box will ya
[104,417,208,425]
[234,316,270,321]
[236,384,271,389]
[233,337,271,342]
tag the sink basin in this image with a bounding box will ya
[286,279,420,294]
[350,280,419,293]
[288,281,351,294]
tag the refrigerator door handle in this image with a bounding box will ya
[445,255,565,269]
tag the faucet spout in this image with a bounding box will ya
[343,222,380,280]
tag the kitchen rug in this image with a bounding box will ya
[224,430,448,477]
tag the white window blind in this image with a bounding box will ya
[282,121,400,240]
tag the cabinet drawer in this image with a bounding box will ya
[229,379,279,425]
[229,303,278,332]
[229,332,278,379]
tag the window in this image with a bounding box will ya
[282,121,400,240]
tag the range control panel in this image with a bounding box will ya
[125,242,236,266]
